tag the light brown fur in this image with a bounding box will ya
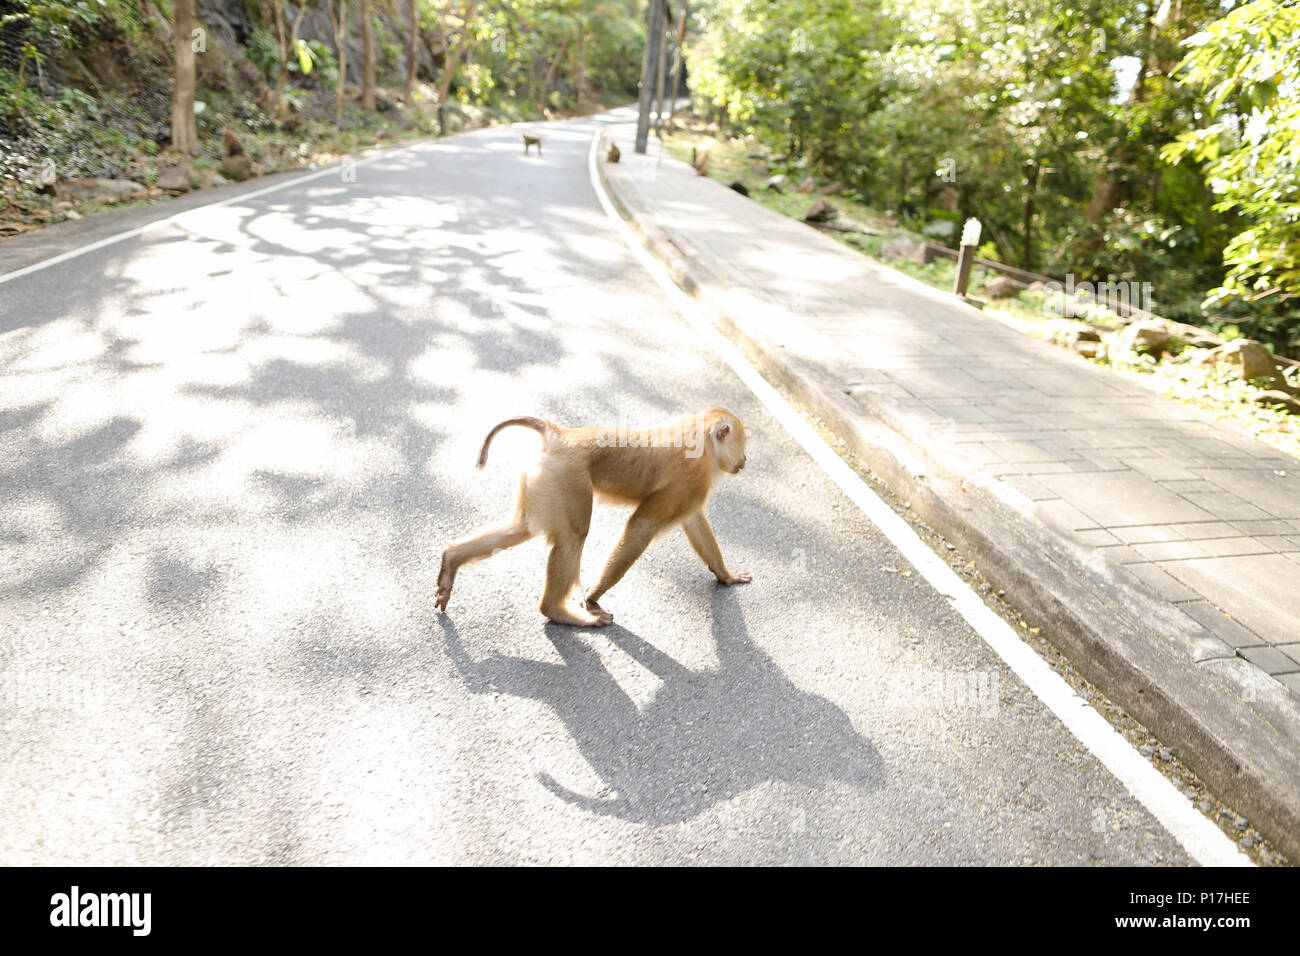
[522,133,542,156]
[435,408,750,627]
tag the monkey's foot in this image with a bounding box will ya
[546,603,613,627]
[718,572,752,586]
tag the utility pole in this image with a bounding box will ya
[635,0,667,153]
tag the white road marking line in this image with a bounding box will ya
[0,141,433,287]
[587,128,1251,867]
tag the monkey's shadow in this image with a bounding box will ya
[439,590,884,824]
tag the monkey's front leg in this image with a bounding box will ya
[584,513,663,613]
[683,512,751,586]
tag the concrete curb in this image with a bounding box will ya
[595,130,1300,861]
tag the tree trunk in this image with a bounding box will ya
[274,3,310,121]
[405,0,419,103]
[437,33,473,134]
[652,14,668,133]
[361,0,375,110]
[171,0,199,154]
[333,0,349,125]
[538,36,569,114]
[575,25,586,105]
[668,4,687,122]
[1022,158,1039,271]
[274,3,288,120]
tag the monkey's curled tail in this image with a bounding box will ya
[477,416,554,469]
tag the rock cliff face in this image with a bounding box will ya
[194,0,439,88]
[33,0,441,111]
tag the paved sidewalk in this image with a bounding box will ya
[597,122,1300,858]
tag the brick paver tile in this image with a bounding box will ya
[1037,472,1214,527]
[1194,469,1300,518]
[1175,601,1267,649]
[1133,541,1212,561]
[1124,563,1200,602]
[1165,554,1300,647]
[1114,525,1188,544]
[1179,493,1272,522]
[1123,458,1201,481]
[1240,645,1300,675]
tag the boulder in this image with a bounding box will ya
[156,165,192,192]
[219,154,252,182]
[795,178,817,193]
[53,178,146,203]
[1254,390,1300,415]
[1045,318,1101,344]
[1045,319,1104,358]
[803,199,836,223]
[920,219,957,240]
[984,276,1024,300]
[1108,321,1170,360]
[728,180,749,197]
[764,173,786,191]
[1192,339,1285,387]
[819,181,845,195]
[878,237,916,262]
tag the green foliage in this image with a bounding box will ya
[686,0,1300,355]
[1162,0,1300,315]
[245,28,280,82]
[457,62,494,105]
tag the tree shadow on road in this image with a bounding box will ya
[440,587,883,825]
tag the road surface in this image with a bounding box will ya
[0,115,1201,864]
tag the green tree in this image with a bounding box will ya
[1162,0,1300,312]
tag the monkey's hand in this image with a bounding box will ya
[717,572,752,586]
[435,555,455,612]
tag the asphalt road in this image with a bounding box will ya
[0,115,1195,864]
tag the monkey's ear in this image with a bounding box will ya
[714,422,731,442]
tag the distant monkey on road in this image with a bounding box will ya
[522,133,543,156]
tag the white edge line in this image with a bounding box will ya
[0,140,431,286]
[586,129,1251,868]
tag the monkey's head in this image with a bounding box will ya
[705,408,747,475]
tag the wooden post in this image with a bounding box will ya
[954,218,982,300]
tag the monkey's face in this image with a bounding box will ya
[710,412,748,475]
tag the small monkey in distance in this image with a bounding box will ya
[522,133,543,156]
[435,409,751,627]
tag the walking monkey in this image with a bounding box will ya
[522,133,543,156]
[435,409,751,627]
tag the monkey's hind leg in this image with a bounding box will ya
[540,535,611,627]
[435,519,532,612]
